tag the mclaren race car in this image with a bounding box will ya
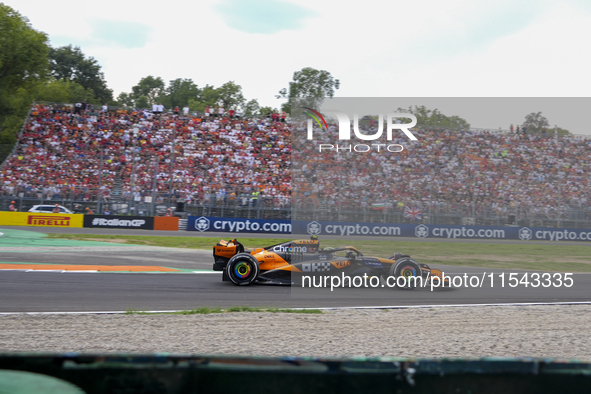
[212,237,448,287]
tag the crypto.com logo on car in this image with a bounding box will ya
[303,107,418,153]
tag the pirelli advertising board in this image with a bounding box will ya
[0,212,84,228]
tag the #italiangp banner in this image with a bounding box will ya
[0,212,83,228]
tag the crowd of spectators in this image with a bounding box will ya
[1,104,591,223]
[0,104,290,209]
[292,121,591,222]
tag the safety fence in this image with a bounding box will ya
[3,195,591,229]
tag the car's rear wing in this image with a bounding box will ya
[213,239,246,271]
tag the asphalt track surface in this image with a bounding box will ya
[0,226,590,313]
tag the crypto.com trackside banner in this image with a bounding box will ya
[185,215,591,242]
[187,216,292,234]
[292,220,591,242]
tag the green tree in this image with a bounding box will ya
[244,99,260,116]
[117,92,134,107]
[131,76,165,107]
[443,115,470,130]
[277,67,340,113]
[522,111,549,134]
[216,81,245,110]
[0,86,38,143]
[164,78,201,109]
[187,84,220,113]
[163,80,249,114]
[135,95,149,110]
[36,79,96,103]
[550,127,570,137]
[49,45,113,103]
[259,106,278,116]
[117,91,148,109]
[397,105,470,130]
[0,4,50,142]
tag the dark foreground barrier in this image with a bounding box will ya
[1,354,590,394]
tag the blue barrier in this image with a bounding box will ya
[186,216,591,241]
[293,220,591,242]
[187,216,292,234]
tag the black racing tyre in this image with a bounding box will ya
[389,258,422,289]
[226,253,259,286]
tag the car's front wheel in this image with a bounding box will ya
[226,254,260,286]
[389,258,422,289]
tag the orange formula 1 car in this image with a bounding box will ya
[212,237,449,287]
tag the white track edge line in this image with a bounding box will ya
[1,301,591,315]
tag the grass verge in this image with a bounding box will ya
[46,234,289,250]
[47,234,591,272]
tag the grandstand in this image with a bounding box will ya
[2,103,591,228]
[1,103,290,219]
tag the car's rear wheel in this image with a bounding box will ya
[226,254,259,286]
[389,258,422,289]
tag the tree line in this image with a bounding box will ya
[0,3,341,144]
[116,77,272,117]
[2,2,565,145]
[0,4,116,143]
